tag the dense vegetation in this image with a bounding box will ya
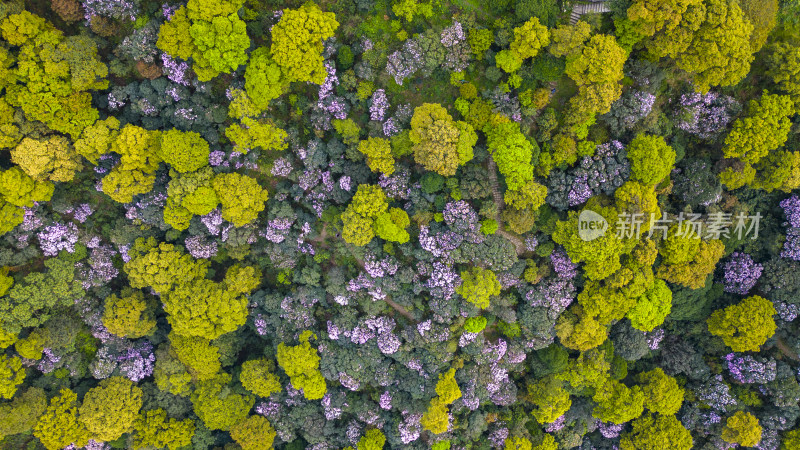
[0,0,800,448]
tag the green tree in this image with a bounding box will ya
[357,428,386,450]
[78,377,142,442]
[358,137,395,176]
[435,368,461,405]
[619,414,693,450]
[637,368,684,415]
[0,387,46,440]
[270,2,338,85]
[627,279,672,332]
[102,290,157,338]
[11,136,83,182]
[163,279,248,340]
[1,257,83,334]
[626,0,704,38]
[33,389,90,450]
[158,129,210,173]
[738,0,778,52]
[707,295,777,352]
[410,103,477,177]
[124,238,209,294]
[564,34,627,116]
[528,376,571,424]
[276,331,326,400]
[230,415,277,450]
[626,134,677,185]
[373,208,411,244]
[170,333,222,381]
[722,92,794,165]
[240,359,282,398]
[191,373,254,431]
[592,379,645,424]
[0,354,24,399]
[212,173,269,227]
[457,267,501,309]
[225,117,288,153]
[244,47,287,110]
[722,411,762,447]
[496,49,524,73]
[510,17,550,60]
[468,28,493,59]
[132,409,195,450]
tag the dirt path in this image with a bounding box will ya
[487,158,526,256]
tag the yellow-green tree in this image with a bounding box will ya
[510,17,550,60]
[230,415,277,450]
[637,368,684,415]
[722,411,762,447]
[0,387,46,441]
[170,333,222,381]
[163,279,248,340]
[528,376,571,424]
[410,103,477,177]
[33,389,91,450]
[240,358,282,398]
[358,137,395,176]
[707,295,776,352]
[11,136,83,182]
[722,92,794,165]
[102,290,157,339]
[132,409,195,450]
[124,238,209,294]
[78,377,143,442]
[244,47,287,110]
[619,414,693,450]
[592,379,645,424]
[565,34,627,116]
[158,129,210,173]
[276,331,327,400]
[191,373,254,431]
[270,2,338,85]
[212,173,269,227]
[457,267,501,309]
[225,117,288,153]
[626,134,676,186]
[0,354,24,399]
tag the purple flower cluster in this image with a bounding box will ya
[442,200,480,233]
[527,278,576,317]
[780,195,800,260]
[550,248,578,279]
[82,0,138,21]
[184,235,218,259]
[386,39,424,85]
[369,89,389,122]
[160,53,190,86]
[674,91,739,139]
[723,353,777,384]
[425,261,462,300]
[547,141,630,211]
[37,222,80,256]
[721,252,763,295]
[77,245,120,288]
